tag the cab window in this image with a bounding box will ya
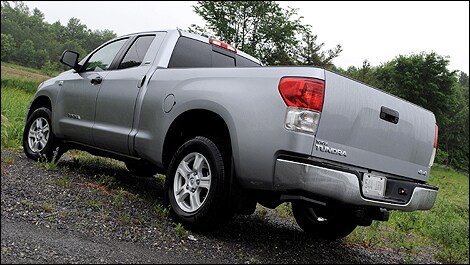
[83,38,128,72]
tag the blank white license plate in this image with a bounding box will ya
[362,174,387,197]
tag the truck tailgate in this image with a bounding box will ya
[313,70,436,181]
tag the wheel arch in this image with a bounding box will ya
[162,109,233,169]
[27,96,52,119]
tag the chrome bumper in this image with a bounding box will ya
[273,159,437,211]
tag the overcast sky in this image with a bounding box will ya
[23,1,469,73]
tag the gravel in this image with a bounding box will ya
[1,149,441,264]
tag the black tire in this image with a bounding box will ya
[292,202,357,239]
[125,160,158,176]
[22,107,60,162]
[165,136,232,230]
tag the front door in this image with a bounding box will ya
[55,38,129,145]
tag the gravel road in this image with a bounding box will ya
[1,149,440,264]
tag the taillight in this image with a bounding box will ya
[209,38,237,53]
[429,124,438,167]
[278,77,325,112]
[279,77,325,135]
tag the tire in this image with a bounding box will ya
[22,107,60,162]
[292,202,357,239]
[165,136,232,230]
[125,160,158,176]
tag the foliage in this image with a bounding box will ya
[373,52,468,171]
[334,53,469,171]
[1,1,117,71]
[174,222,189,239]
[189,1,341,66]
[1,33,16,61]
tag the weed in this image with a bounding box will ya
[96,173,116,187]
[153,203,170,218]
[47,214,55,222]
[113,188,128,209]
[248,257,260,264]
[54,175,71,188]
[118,213,131,226]
[100,210,111,220]
[41,201,53,212]
[133,215,146,225]
[21,199,34,210]
[174,222,189,239]
[85,199,103,209]
[1,247,8,255]
[37,154,59,171]
[0,149,15,164]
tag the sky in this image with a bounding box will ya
[23,1,469,73]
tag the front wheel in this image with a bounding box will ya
[22,107,60,162]
[292,202,357,239]
[165,136,232,230]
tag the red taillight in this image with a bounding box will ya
[278,77,325,112]
[209,38,237,53]
[434,124,438,148]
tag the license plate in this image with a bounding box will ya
[362,173,387,197]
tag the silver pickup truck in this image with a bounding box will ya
[23,29,439,239]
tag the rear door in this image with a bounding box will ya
[313,70,436,181]
[92,33,166,155]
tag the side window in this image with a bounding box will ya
[212,51,235,67]
[236,55,261,67]
[118,35,155,69]
[83,38,128,72]
[168,37,211,68]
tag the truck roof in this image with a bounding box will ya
[118,29,262,66]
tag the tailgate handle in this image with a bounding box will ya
[380,106,399,124]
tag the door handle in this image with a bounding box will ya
[91,76,102,85]
[380,106,399,124]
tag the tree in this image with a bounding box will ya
[15,39,36,65]
[1,33,16,61]
[374,52,468,170]
[1,2,117,71]
[296,27,342,67]
[189,1,341,66]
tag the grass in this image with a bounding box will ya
[1,87,34,149]
[347,164,469,264]
[41,201,53,212]
[54,175,72,188]
[1,61,54,81]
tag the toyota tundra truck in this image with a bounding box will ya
[22,29,439,239]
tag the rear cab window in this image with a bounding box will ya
[168,36,260,68]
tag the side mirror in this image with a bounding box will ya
[60,50,80,71]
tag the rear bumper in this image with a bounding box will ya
[273,158,438,212]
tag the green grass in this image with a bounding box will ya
[1,76,42,94]
[348,165,469,264]
[1,87,34,149]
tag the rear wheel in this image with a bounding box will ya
[292,202,357,239]
[23,107,60,162]
[165,136,232,230]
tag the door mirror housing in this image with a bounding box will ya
[60,50,81,71]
